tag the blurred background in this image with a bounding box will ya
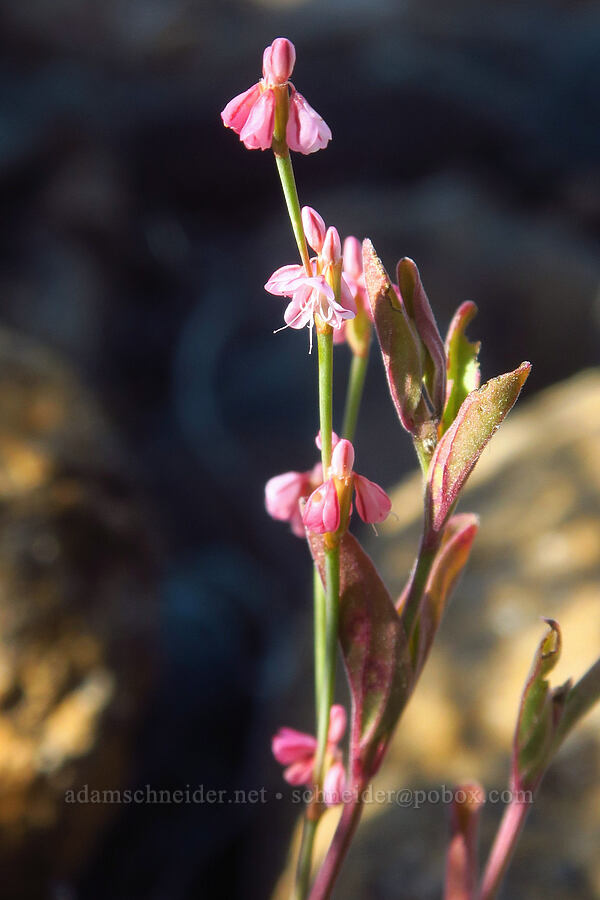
[0,0,599,897]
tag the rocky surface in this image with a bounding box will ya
[0,330,157,898]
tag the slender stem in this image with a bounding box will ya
[478,799,531,900]
[342,349,370,442]
[313,545,340,788]
[398,534,439,636]
[308,797,364,900]
[274,153,312,275]
[294,817,319,900]
[317,330,334,469]
[313,566,326,715]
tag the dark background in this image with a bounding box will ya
[0,0,599,897]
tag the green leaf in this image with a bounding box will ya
[514,620,569,788]
[441,301,481,434]
[309,531,413,779]
[362,240,424,435]
[427,362,531,534]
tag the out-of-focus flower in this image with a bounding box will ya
[272,704,347,805]
[221,38,331,154]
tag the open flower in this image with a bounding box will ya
[302,438,392,534]
[221,38,331,154]
[265,208,356,347]
[272,704,347,805]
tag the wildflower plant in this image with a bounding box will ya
[221,38,600,900]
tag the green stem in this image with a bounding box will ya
[294,817,319,900]
[342,350,370,442]
[313,545,340,788]
[274,153,312,275]
[317,330,334,469]
[313,566,326,715]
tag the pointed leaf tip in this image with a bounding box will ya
[427,362,531,534]
[362,240,424,435]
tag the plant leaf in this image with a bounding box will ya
[513,620,569,789]
[362,240,424,435]
[309,531,413,781]
[427,362,531,535]
[411,513,479,675]
[397,257,447,419]
[441,301,481,435]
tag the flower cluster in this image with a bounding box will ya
[221,38,331,154]
[272,704,347,806]
[265,433,391,537]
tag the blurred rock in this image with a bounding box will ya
[0,329,157,898]
[320,369,600,898]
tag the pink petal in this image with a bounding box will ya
[272,726,317,765]
[239,89,275,150]
[265,471,308,521]
[283,758,315,786]
[323,761,346,806]
[302,206,326,254]
[286,89,331,154]
[284,292,313,330]
[327,704,347,745]
[331,439,355,479]
[339,277,358,316]
[221,83,262,134]
[265,264,306,296]
[353,474,392,524]
[302,478,340,534]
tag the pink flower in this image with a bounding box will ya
[302,438,392,534]
[265,209,356,347]
[272,705,347,805]
[265,463,322,537]
[221,38,331,154]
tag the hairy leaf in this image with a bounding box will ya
[441,301,481,434]
[427,362,531,534]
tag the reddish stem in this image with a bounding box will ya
[308,797,364,900]
[478,798,532,900]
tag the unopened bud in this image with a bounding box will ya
[302,206,327,254]
[331,439,355,479]
[263,37,296,84]
[343,236,362,280]
[322,226,342,265]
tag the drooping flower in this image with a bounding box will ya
[221,38,331,154]
[265,208,356,348]
[272,704,347,805]
[302,438,392,534]
[333,235,373,350]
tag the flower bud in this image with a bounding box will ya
[343,236,362,280]
[321,226,342,266]
[263,37,296,84]
[331,439,355,479]
[302,206,327,254]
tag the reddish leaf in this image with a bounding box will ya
[397,257,446,419]
[362,240,424,435]
[412,513,479,675]
[427,362,531,534]
[309,532,413,781]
